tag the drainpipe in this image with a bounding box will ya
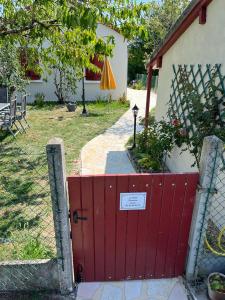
[144,65,153,129]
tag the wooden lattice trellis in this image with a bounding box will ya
[168,64,225,165]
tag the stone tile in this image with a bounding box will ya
[76,277,186,300]
[100,284,123,300]
[147,278,179,300]
[125,280,143,300]
[77,282,101,299]
[168,282,188,300]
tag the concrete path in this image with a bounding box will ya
[80,88,157,175]
[76,277,189,300]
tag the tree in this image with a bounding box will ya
[128,38,146,82]
[53,63,81,104]
[0,1,148,77]
[128,0,191,81]
[0,42,27,97]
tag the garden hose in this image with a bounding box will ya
[205,226,225,256]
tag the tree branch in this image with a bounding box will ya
[0,19,59,37]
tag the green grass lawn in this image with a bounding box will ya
[0,100,129,260]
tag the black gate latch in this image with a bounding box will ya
[73,210,88,224]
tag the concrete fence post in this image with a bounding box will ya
[186,135,224,280]
[46,138,74,294]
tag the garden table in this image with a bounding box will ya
[0,103,10,112]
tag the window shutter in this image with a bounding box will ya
[20,49,41,81]
[85,55,104,81]
[25,70,41,80]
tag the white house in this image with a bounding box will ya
[26,24,128,102]
[145,0,225,173]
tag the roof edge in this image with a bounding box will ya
[147,0,213,68]
[98,22,124,37]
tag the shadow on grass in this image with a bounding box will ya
[0,176,49,207]
[0,137,47,170]
[0,209,41,238]
[83,112,104,117]
[0,139,49,241]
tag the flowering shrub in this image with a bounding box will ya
[129,117,187,172]
[168,65,225,167]
[131,66,225,171]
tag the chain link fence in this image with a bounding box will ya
[0,136,57,291]
[189,142,225,290]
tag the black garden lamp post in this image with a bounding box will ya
[132,104,139,149]
[81,72,88,116]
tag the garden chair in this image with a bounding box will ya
[0,99,20,137]
[16,94,30,132]
[0,87,8,103]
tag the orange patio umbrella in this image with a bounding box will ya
[100,57,117,90]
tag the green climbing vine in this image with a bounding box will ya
[168,64,225,168]
[129,64,225,172]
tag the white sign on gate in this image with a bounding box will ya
[120,192,147,210]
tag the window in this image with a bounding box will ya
[20,49,41,81]
[85,55,104,81]
[24,70,41,81]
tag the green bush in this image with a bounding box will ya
[210,274,225,293]
[137,156,161,171]
[118,93,128,104]
[17,237,54,260]
[129,117,187,172]
[34,93,45,108]
[132,80,145,90]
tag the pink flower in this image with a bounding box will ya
[172,118,180,127]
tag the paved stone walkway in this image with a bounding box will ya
[81,88,157,175]
[76,277,189,300]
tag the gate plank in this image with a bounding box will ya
[134,174,152,279]
[105,176,117,280]
[155,174,176,278]
[93,176,105,281]
[164,175,187,277]
[67,177,84,282]
[125,175,140,279]
[115,175,129,280]
[175,173,199,276]
[145,174,164,278]
[81,176,95,281]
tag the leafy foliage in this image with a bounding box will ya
[53,63,80,103]
[136,65,225,172]
[130,117,186,172]
[0,0,148,78]
[168,65,225,167]
[132,80,146,90]
[18,236,54,260]
[128,0,191,81]
[210,274,225,293]
[34,93,46,108]
[0,42,27,95]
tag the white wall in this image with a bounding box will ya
[155,0,225,172]
[27,24,128,102]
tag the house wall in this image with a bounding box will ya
[155,0,225,172]
[26,24,128,102]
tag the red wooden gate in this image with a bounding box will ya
[67,173,198,282]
